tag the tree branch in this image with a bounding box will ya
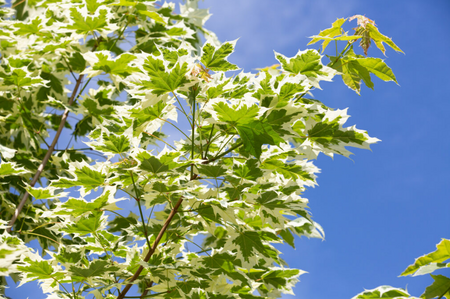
[7,39,102,233]
[116,196,184,299]
[203,141,243,164]
[140,280,153,299]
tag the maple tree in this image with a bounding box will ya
[0,0,430,298]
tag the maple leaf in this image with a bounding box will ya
[201,41,239,72]
[349,15,403,56]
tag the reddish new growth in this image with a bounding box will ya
[191,63,212,82]
[349,15,376,56]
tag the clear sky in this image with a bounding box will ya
[5,1,450,299]
[191,0,450,298]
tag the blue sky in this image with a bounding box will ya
[5,0,450,298]
[191,0,450,298]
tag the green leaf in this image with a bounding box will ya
[26,187,54,200]
[93,133,131,154]
[207,79,231,99]
[253,71,275,101]
[421,275,450,299]
[0,69,44,88]
[237,121,283,159]
[64,213,103,235]
[197,165,227,178]
[13,17,43,36]
[352,286,412,299]
[307,18,347,52]
[201,42,238,72]
[17,259,55,280]
[233,159,263,181]
[277,82,305,106]
[265,109,299,135]
[201,253,237,273]
[330,52,376,94]
[66,8,108,34]
[86,0,103,14]
[255,191,287,210]
[130,100,167,131]
[306,117,370,156]
[138,10,166,25]
[356,57,398,84]
[232,231,268,262]
[70,260,119,279]
[401,239,450,276]
[213,103,283,158]
[52,166,106,191]
[92,53,139,77]
[40,71,63,95]
[0,246,14,259]
[261,269,300,289]
[108,0,138,6]
[152,181,179,193]
[214,102,258,125]
[262,159,314,181]
[0,162,30,177]
[366,23,404,55]
[330,55,361,93]
[55,191,111,217]
[138,153,169,174]
[55,248,82,265]
[141,56,190,95]
[348,59,373,89]
[177,280,206,295]
[279,229,295,248]
[275,49,326,77]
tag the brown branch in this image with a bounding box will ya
[7,75,84,232]
[7,39,102,233]
[140,280,153,299]
[116,197,184,299]
[12,0,25,8]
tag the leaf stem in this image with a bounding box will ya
[93,231,111,259]
[215,134,235,158]
[203,124,215,159]
[50,275,71,297]
[71,280,77,299]
[329,42,351,67]
[19,231,61,245]
[206,141,243,164]
[196,102,204,157]
[54,148,93,151]
[110,13,132,51]
[173,93,192,127]
[129,171,152,251]
[158,117,191,140]
[190,92,196,180]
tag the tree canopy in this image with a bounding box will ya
[0,1,435,299]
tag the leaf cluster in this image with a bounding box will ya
[0,1,403,299]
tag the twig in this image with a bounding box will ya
[7,40,102,233]
[7,74,84,232]
[203,141,243,164]
[116,196,184,299]
[140,280,153,299]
